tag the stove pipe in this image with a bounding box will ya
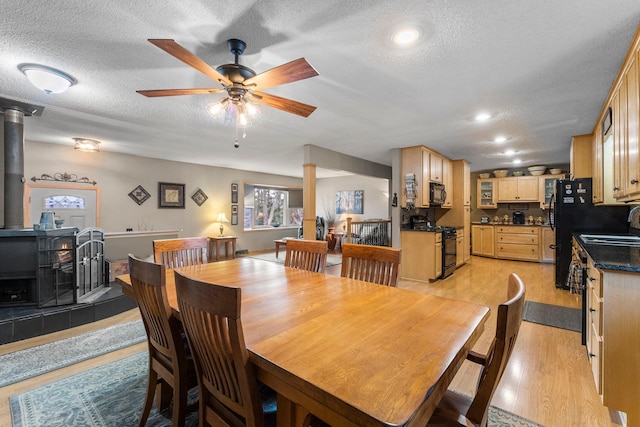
[3,109,25,229]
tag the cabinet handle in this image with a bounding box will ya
[589,308,596,313]
[588,276,595,282]
[631,179,639,185]
[589,353,596,358]
[613,186,619,191]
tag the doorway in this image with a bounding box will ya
[24,183,100,229]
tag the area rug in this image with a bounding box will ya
[247,251,342,267]
[522,301,581,332]
[0,319,146,388]
[10,351,542,427]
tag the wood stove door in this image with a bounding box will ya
[25,184,99,229]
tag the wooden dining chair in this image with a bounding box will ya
[128,254,197,427]
[427,273,526,427]
[153,237,208,268]
[174,270,277,427]
[284,239,328,273]
[340,243,401,287]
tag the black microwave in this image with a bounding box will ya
[430,182,446,205]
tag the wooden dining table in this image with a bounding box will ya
[117,257,489,427]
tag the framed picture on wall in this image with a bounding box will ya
[231,205,238,225]
[158,182,185,209]
[231,183,238,203]
[335,190,364,214]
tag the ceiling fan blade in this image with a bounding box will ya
[148,39,233,87]
[244,58,318,90]
[252,91,316,117]
[137,88,225,97]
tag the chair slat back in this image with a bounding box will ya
[340,243,401,287]
[284,239,328,273]
[174,271,265,427]
[466,273,526,425]
[153,237,208,268]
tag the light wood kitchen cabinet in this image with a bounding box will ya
[497,176,539,202]
[471,225,494,257]
[495,226,539,262]
[430,152,443,183]
[441,157,453,208]
[538,174,564,208]
[623,53,640,198]
[592,125,604,204]
[401,146,430,207]
[438,160,471,265]
[400,231,442,282]
[477,179,497,208]
[540,226,555,263]
[570,134,593,179]
[585,255,603,396]
[456,229,464,267]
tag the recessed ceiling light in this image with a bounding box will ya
[392,27,420,45]
[513,159,522,164]
[475,113,491,122]
[494,136,507,143]
[503,150,518,156]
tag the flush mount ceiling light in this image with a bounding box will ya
[392,27,421,45]
[18,63,76,94]
[73,138,100,152]
[494,136,507,143]
[475,112,492,122]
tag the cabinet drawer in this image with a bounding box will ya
[496,233,539,245]
[588,290,603,337]
[496,243,539,261]
[586,258,602,298]
[588,322,603,396]
[495,226,538,234]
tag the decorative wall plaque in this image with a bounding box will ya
[191,188,208,206]
[128,185,151,205]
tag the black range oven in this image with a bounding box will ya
[442,227,457,279]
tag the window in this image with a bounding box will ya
[243,184,303,230]
[44,195,86,209]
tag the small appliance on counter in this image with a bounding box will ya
[480,216,490,224]
[512,211,525,224]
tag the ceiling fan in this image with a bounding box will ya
[137,38,319,120]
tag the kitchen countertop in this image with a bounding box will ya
[574,233,640,273]
[471,222,550,227]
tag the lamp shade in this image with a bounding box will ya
[73,138,100,152]
[19,63,76,94]
[217,212,229,223]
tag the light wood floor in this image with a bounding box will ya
[0,255,623,427]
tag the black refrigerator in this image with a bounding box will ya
[551,178,629,289]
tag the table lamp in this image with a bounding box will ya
[216,212,229,236]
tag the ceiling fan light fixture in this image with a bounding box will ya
[73,138,100,152]
[19,63,76,94]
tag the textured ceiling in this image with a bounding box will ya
[1,1,639,177]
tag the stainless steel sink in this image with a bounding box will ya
[579,234,640,247]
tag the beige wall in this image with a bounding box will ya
[23,141,303,253]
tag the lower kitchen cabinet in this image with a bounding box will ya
[584,253,640,424]
[471,225,494,257]
[456,229,464,267]
[400,231,442,282]
[495,225,539,262]
[541,226,555,263]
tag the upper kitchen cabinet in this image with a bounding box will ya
[430,152,444,183]
[592,25,640,203]
[539,174,564,208]
[497,176,539,202]
[570,134,593,179]
[441,157,453,208]
[477,179,497,209]
[401,146,429,207]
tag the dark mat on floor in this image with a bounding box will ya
[522,301,581,332]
